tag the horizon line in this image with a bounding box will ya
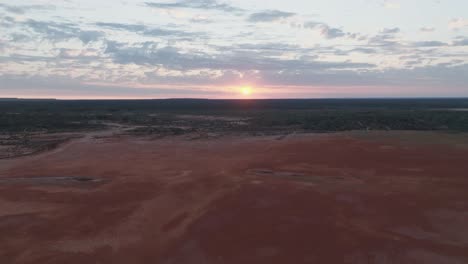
[2,97,468,101]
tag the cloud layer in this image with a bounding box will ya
[0,1,467,98]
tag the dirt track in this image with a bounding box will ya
[1,132,468,263]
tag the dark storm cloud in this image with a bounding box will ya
[248,10,296,22]
[145,0,244,13]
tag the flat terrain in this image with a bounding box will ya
[1,129,468,264]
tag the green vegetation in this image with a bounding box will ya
[1,99,468,133]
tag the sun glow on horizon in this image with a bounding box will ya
[241,86,253,96]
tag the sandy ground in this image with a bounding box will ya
[0,131,468,264]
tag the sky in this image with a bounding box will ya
[0,0,467,99]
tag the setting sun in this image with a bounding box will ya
[241,86,252,96]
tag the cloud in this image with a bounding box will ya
[0,47,103,65]
[3,36,467,98]
[189,15,213,23]
[0,3,53,14]
[303,22,348,39]
[0,75,220,99]
[2,0,467,98]
[9,33,31,42]
[24,19,103,44]
[0,38,7,52]
[0,53,58,63]
[368,28,401,49]
[448,18,468,31]
[57,48,101,60]
[103,40,373,72]
[413,41,447,47]
[317,24,346,39]
[381,27,400,34]
[78,31,104,44]
[145,0,243,13]
[453,37,468,46]
[0,15,15,27]
[235,43,301,52]
[350,48,377,54]
[95,22,200,39]
[248,10,296,22]
[258,63,468,91]
[95,22,146,32]
[420,27,435,32]
[303,21,320,29]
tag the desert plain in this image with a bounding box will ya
[1,127,468,264]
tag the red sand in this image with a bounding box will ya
[0,132,467,263]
